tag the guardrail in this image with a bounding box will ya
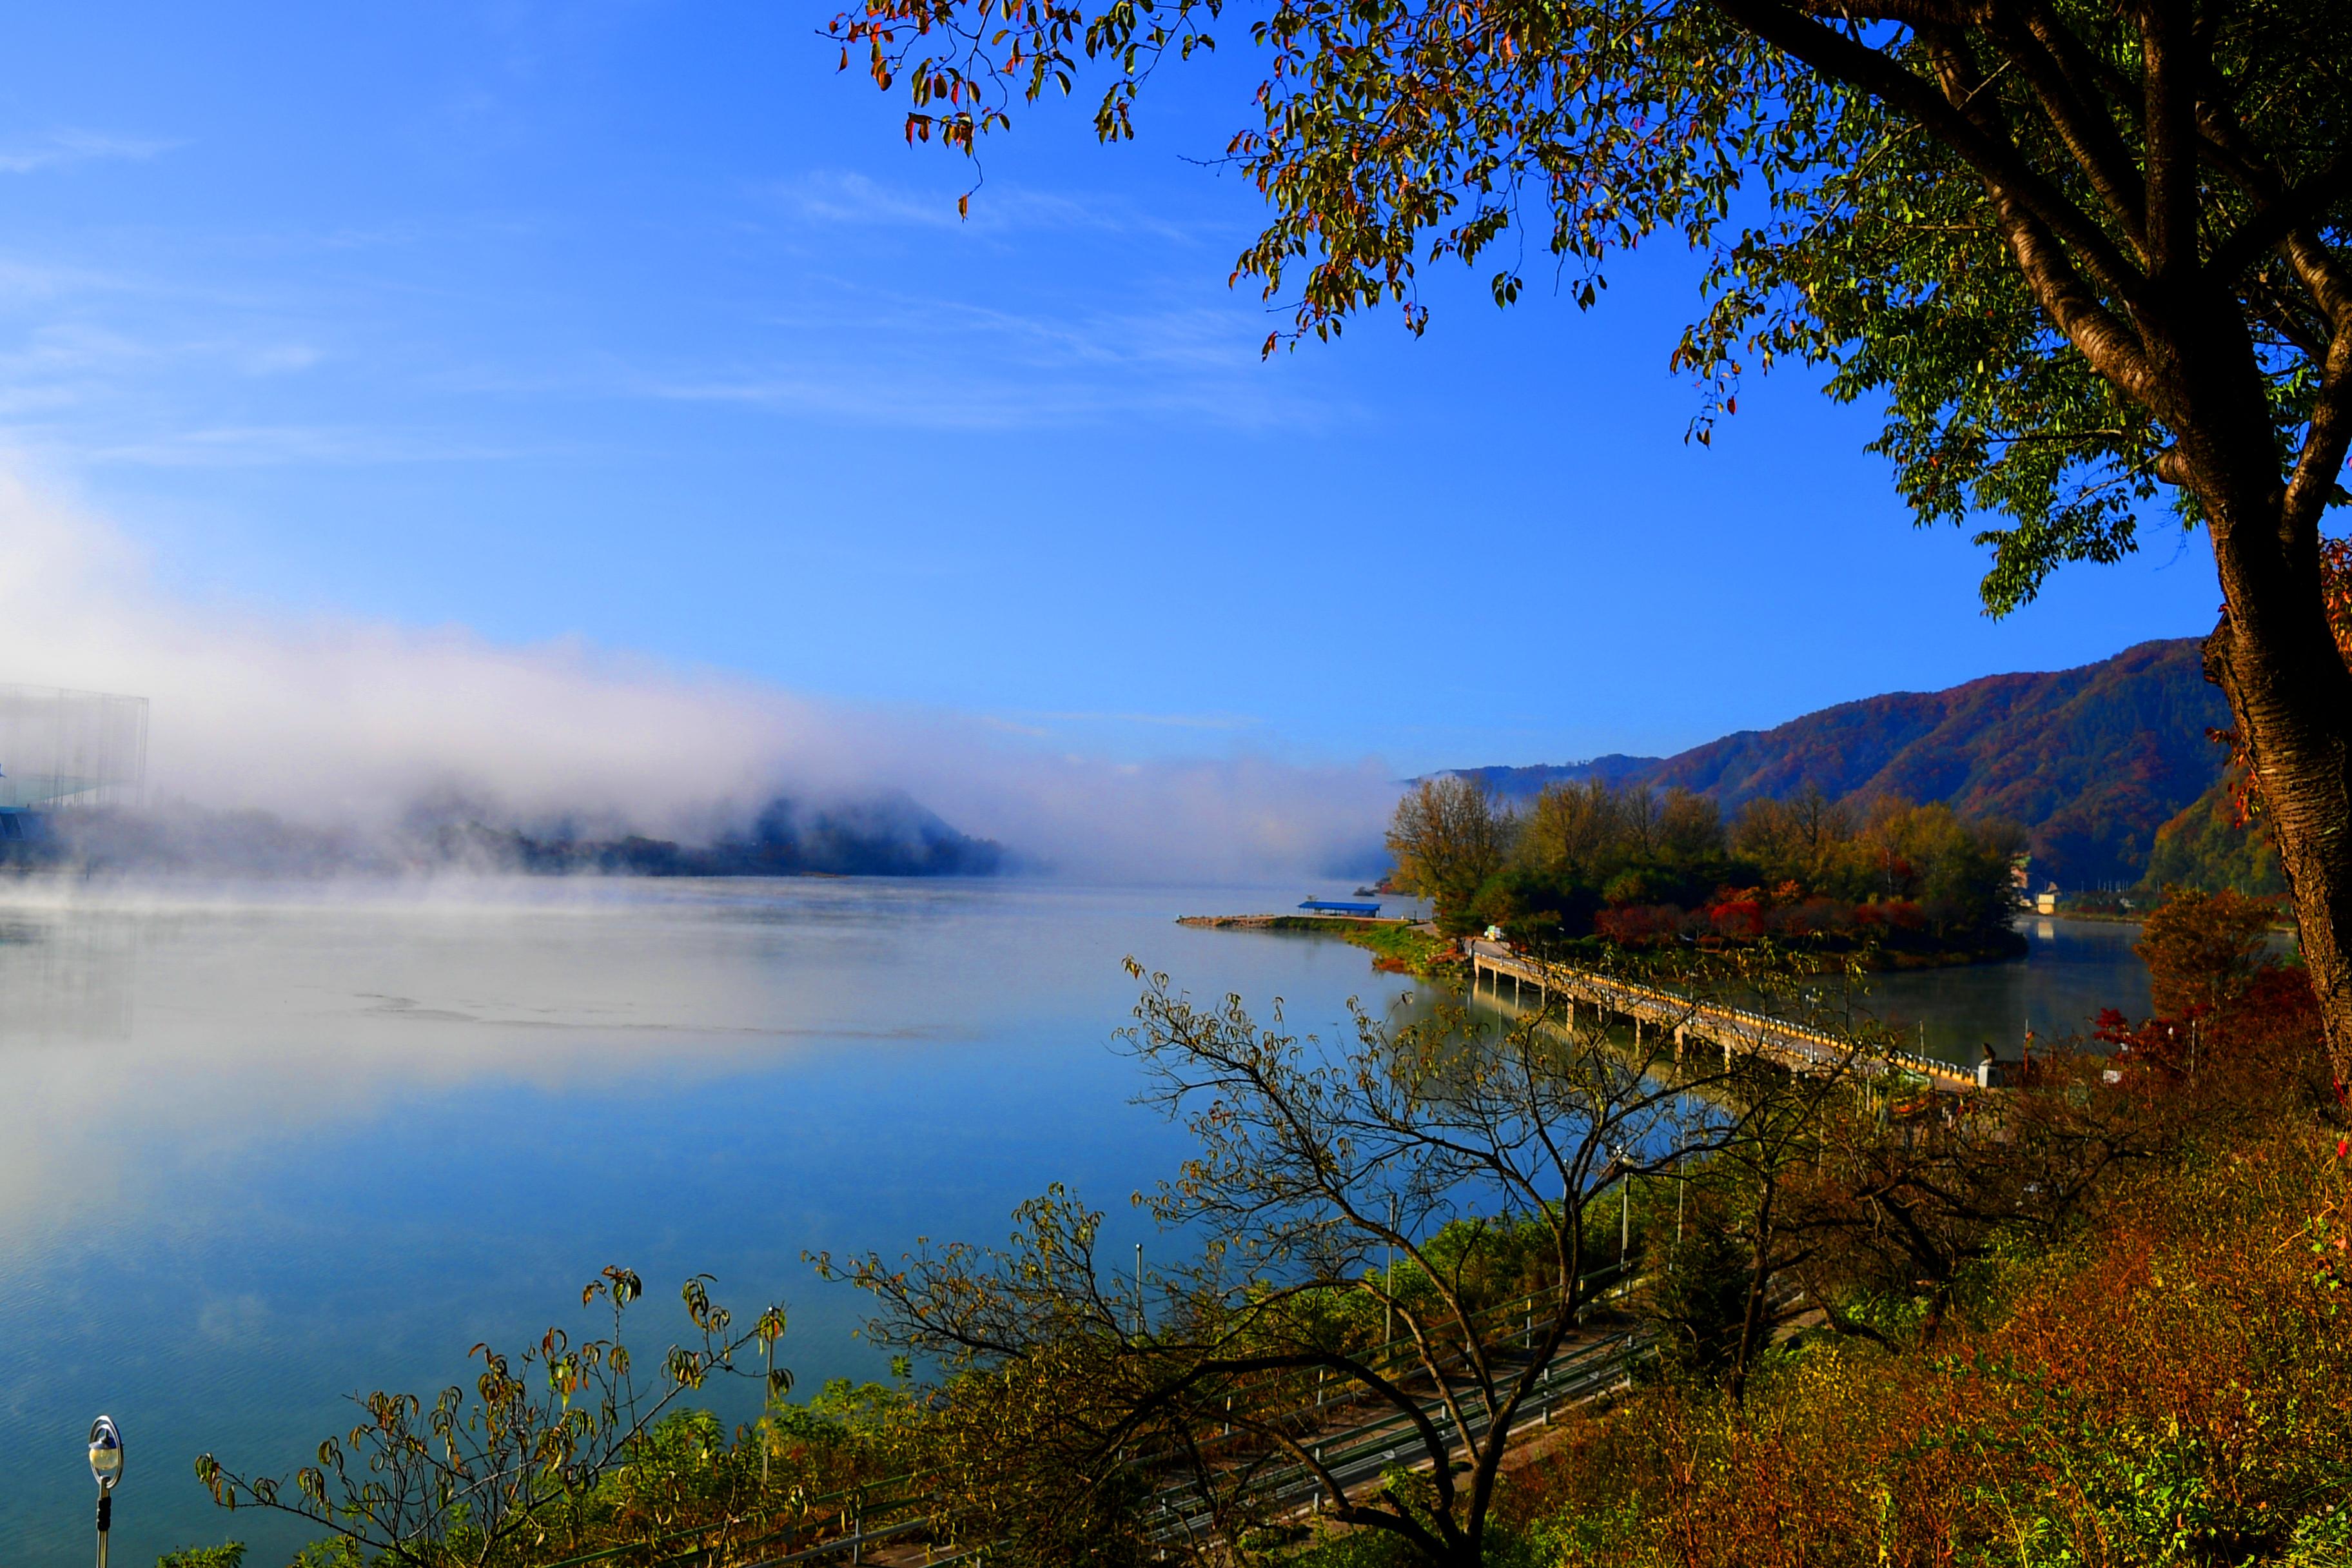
[533,1469,958,1568]
[533,1266,1655,1568]
[1141,1326,1651,1545]
[1119,1262,1634,1478]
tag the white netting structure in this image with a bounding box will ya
[0,685,148,812]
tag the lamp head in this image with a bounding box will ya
[88,1415,123,1492]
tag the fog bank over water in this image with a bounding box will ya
[0,472,1396,882]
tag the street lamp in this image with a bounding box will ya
[1609,1145,1631,1271]
[1620,1166,1631,1269]
[88,1415,124,1568]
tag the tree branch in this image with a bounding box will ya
[2141,0,2197,278]
[1982,6,2148,250]
[2189,77,2352,328]
[1715,0,2150,309]
[2208,153,2352,288]
[2244,272,2333,364]
[2284,328,2352,534]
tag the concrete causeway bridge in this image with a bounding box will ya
[1464,939,1979,1093]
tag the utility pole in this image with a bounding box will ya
[1134,1242,1144,1337]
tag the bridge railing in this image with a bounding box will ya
[1467,943,1968,1086]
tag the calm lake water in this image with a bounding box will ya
[1872,915,2153,1061]
[0,881,2147,1562]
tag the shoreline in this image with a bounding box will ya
[1175,912,1413,930]
[1180,912,2031,977]
[1177,912,1462,979]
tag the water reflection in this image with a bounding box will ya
[1863,916,2152,1065]
[0,906,141,1043]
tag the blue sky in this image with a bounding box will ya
[0,0,2222,775]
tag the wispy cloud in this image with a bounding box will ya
[0,172,1311,462]
[74,423,547,469]
[776,170,1204,246]
[0,320,320,383]
[0,241,454,469]
[640,279,1335,432]
[1006,710,1262,731]
[643,355,1307,431]
[0,129,176,175]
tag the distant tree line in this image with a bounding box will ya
[0,793,1004,880]
[1388,776,2024,957]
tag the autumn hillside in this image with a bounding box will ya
[1458,638,2230,888]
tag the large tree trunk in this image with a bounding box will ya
[2195,462,2352,1095]
[1725,1177,1776,1409]
[2130,280,2352,1095]
[2204,602,2352,1091]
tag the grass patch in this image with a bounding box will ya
[1332,921,1461,979]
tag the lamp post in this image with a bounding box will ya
[1384,1195,1397,1348]
[1620,1166,1630,1270]
[88,1415,123,1568]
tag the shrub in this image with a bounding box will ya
[1502,1126,2352,1568]
[155,1548,246,1568]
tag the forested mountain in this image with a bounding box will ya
[1459,639,2233,887]
[12,790,1004,879]
[426,791,1004,877]
[2138,773,2285,897]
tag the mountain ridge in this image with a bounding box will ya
[1456,638,2230,887]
